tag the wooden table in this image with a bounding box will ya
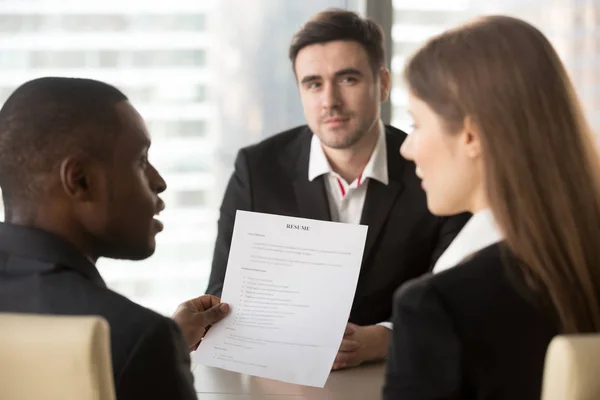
[192,362,386,399]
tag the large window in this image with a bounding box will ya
[1,0,596,316]
[390,0,600,136]
[0,0,349,316]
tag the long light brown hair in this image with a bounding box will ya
[405,15,600,333]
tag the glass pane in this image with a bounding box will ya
[391,0,600,136]
[0,0,349,316]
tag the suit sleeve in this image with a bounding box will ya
[383,278,462,400]
[117,317,197,400]
[206,149,253,297]
[430,212,471,269]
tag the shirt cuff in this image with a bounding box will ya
[376,321,393,330]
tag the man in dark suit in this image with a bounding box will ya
[0,77,229,399]
[206,9,470,370]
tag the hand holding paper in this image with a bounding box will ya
[172,295,230,351]
[193,211,368,387]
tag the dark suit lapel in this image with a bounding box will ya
[290,128,332,222]
[293,177,331,221]
[360,129,406,262]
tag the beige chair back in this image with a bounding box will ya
[0,313,115,400]
[541,334,600,400]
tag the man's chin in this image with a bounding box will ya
[104,241,156,261]
[321,137,361,151]
[318,129,364,150]
[135,241,157,260]
[129,247,156,261]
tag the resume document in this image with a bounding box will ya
[193,211,368,387]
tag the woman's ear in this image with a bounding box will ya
[463,116,482,159]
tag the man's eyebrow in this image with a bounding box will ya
[136,133,151,150]
[300,75,321,84]
[300,68,363,85]
[334,68,363,77]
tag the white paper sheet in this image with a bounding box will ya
[193,210,368,387]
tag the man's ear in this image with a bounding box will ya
[379,67,391,102]
[59,156,94,201]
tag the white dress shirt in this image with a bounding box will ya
[308,121,388,224]
[432,209,502,273]
[308,122,393,329]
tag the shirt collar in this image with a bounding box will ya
[433,209,503,274]
[308,120,388,185]
[0,222,106,288]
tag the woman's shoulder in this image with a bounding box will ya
[439,241,513,280]
[394,242,519,309]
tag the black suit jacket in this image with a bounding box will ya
[0,223,197,400]
[207,125,470,325]
[383,242,558,399]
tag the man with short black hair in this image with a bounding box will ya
[0,77,228,399]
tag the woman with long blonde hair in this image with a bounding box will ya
[383,15,600,399]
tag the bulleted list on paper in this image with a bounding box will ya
[193,210,368,387]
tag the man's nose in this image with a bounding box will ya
[321,82,341,110]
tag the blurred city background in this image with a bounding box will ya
[0,0,596,315]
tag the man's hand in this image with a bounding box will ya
[172,294,230,351]
[332,323,391,370]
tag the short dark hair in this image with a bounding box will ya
[0,77,128,209]
[288,8,385,75]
